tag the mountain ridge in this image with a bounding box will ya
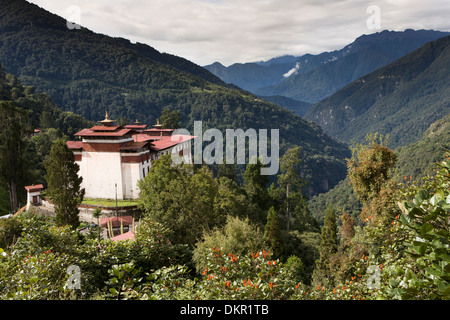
[205,29,450,105]
[304,34,450,149]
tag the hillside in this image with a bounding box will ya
[308,113,450,224]
[305,35,450,149]
[258,29,450,103]
[255,95,312,117]
[206,29,449,104]
[0,0,351,195]
[0,63,93,214]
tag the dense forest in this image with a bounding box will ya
[0,66,93,215]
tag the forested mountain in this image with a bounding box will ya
[308,113,450,225]
[205,29,449,105]
[255,95,312,117]
[0,63,93,215]
[305,35,450,149]
[0,0,350,195]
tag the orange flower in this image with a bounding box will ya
[269,282,274,289]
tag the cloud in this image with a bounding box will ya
[283,62,301,78]
[27,0,450,66]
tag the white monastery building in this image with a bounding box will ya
[67,114,194,200]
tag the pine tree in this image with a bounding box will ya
[45,139,84,229]
[263,206,284,259]
[277,147,307,231]
[315,204,338,285]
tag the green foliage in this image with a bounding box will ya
[314,205,339,286]
[159,107,181,129]
[263,207,284,259]
[45,139,85,229]
[0,101,32,212]
[347,133,397,204]
[308,178,362,225]
[193,215,266,273]
[145,248,296,300]
[391,159,450,299]
[138,157,223,246]
[0,216,22,249]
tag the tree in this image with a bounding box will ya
[314,205,339,286]
[277,147,308,231]
[193,215,265,273]
[44,139,85,229]
[138,156,222,245]
[347,133,397,204]
[160,107,181,129]
[263,206,284,259]
[243,157,270,224]
[0,101,32,213]
[92,207,102,242]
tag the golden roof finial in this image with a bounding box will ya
[99,111,115,126]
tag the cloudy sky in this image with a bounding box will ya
[28,0,450,66]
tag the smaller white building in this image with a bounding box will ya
[25,184,44,211]
[67,114,195,200]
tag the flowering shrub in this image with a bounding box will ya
[140,247,297,300]
[0,247,76,299]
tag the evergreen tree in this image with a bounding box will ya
[263,206,284,259]
[45,139,84,229]
[315,204,338,285]
[243,157,270,214]
[0,101,32,213]
[277,147,308,231]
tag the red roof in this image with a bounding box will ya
[111,231,135,242]
[75,128,134,137]
[119,141,150,151]
[133,133,155,142]
[150,135,195,151]
[25,184,44,191]
[67,141,83,150]
[100,216,133,228]
[124,124,147,130]
[144,128,175,132]
[90,126,120,131]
